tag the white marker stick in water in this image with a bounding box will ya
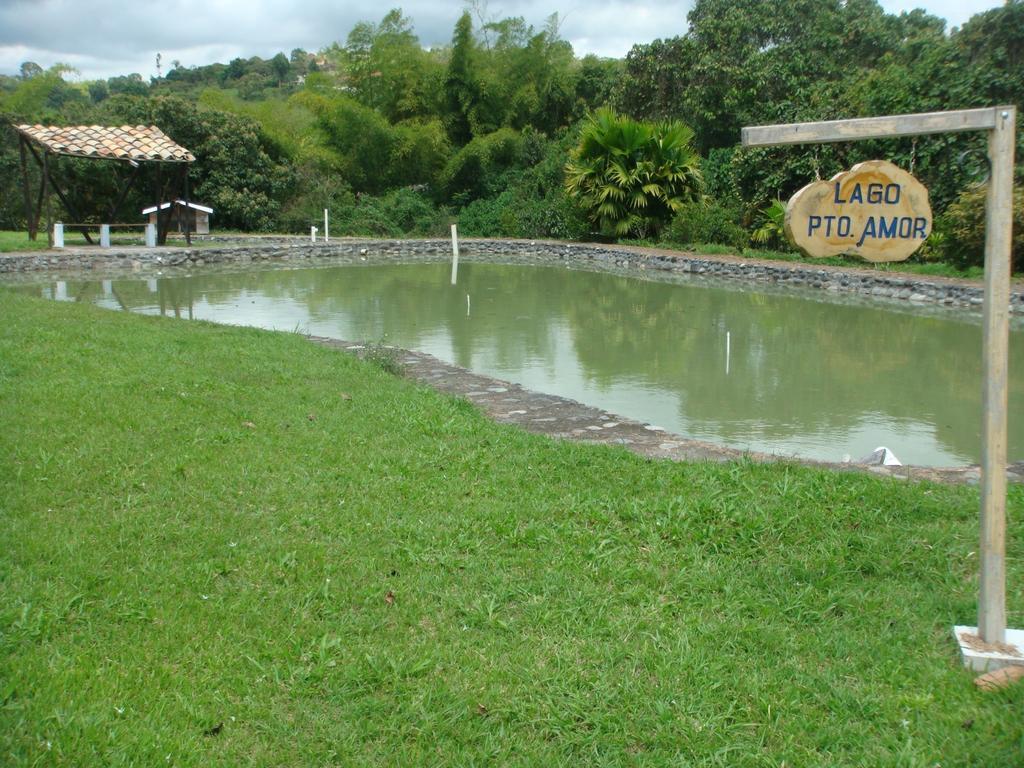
[450,224,460,285]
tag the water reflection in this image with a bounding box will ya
[17,262,1023,466]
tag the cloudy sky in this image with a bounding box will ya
[0,0,1008,81]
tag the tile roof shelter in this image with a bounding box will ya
[14,124,197,246]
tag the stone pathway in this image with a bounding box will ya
[309,335,1022,486]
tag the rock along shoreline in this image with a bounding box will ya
[2,235,1022,315]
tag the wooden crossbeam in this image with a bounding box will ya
[108,162,142,222]
[741,107,1000,147]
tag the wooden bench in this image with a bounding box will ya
[54,222,156,248]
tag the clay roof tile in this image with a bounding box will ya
[13,124,195,163]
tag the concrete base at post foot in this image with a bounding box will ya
[953,625,1024,671]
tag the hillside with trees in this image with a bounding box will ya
[1,0,1022,268]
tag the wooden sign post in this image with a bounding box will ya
[742,107,1020,669]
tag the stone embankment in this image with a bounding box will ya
[310,335,1024,486]
[1,236,1021,314]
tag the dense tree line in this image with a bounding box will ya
[0,1,1021,267]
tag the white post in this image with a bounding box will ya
[53,222,64,249]
[311,225,317,243]
[978,106,1015,644]
[726,331,731,376]
[100,224,111,248]
[466,294,471,317]
[145,223,156,248]
[324,208,330,243]
[450,223,460,285]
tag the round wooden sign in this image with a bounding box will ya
[784,160,932,262]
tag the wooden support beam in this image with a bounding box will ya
[45,159,95,245]
[741,107,999,147]
[19,136,36,241]
[42,151,52,247]
[29,144,46,237]
[181,164,191,246]
[978,106,1016,644]
[155,164,170,245]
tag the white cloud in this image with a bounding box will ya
[0,0,1008,80]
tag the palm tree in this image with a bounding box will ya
[751,199,788,249]
[565,108,702,238]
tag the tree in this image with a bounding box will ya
[615,0,919,151]
[574,55,621,115]
[223,58,248,81]
[271,52,291,85]
[87,80,109,103]
[296,91,449,194]
[2,64,86,118]
[565,108,702,238]
[337,10,441,122]
[108,73,149,97]
[443,12,479,145]
[104,95,292,231]
[951,1,1024,109]
[492,14,576,134]
[19,61,43,80]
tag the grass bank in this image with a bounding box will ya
[0,230,228,253]
[1,291,1022,766]
[0,231,54,253]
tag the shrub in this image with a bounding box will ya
[457,185,588,241]
[750,199,790,251]
[285,186,450,238]
[439,128,525,203]
[380,187,450,236]
[663,199,748,250]
[276,172,353,233]
[934,185,1024,271]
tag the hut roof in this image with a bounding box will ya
[14,124,195,163]
[142,200,214,215]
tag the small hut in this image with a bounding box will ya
[142,200,213,234]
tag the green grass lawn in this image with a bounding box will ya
[0,230,152,252]
[1,290,1022,766]
[0,230,57,252]
[0,230,233,253]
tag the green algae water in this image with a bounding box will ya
[15,261,1023,466]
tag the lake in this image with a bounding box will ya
[14,260,1023,467]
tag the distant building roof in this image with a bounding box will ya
[142,199,214,215]
[15,124,195,163]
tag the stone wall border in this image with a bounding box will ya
[1,236,1021,315]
